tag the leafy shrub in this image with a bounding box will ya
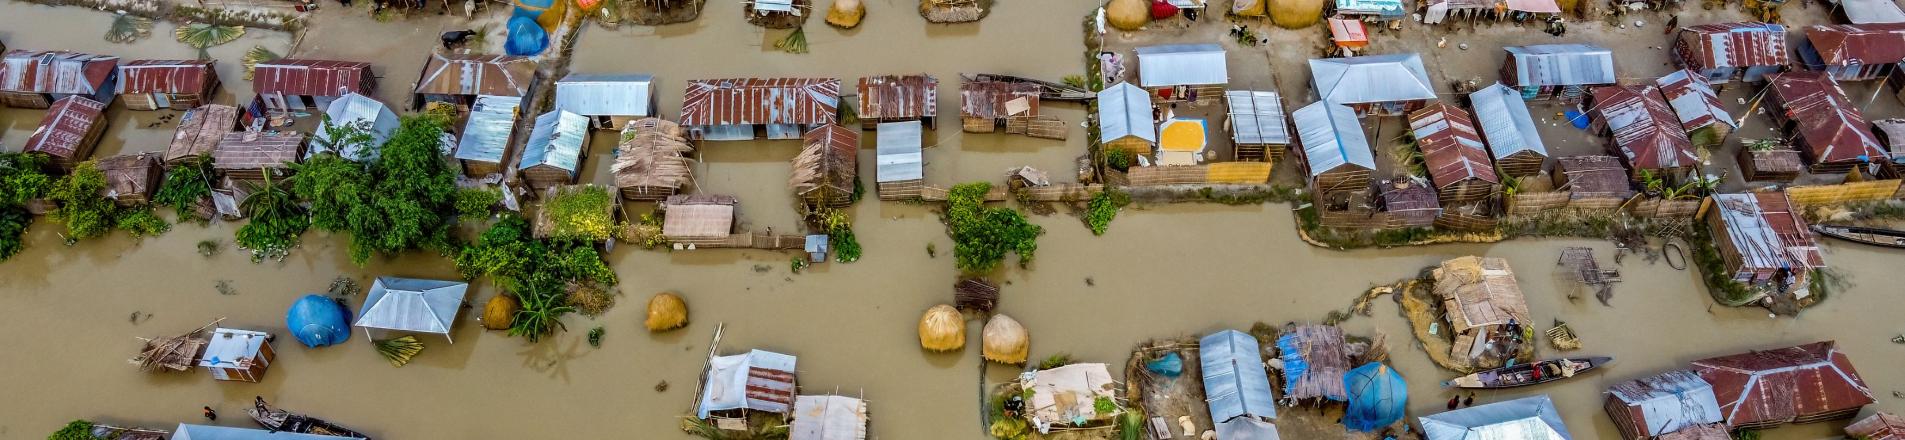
[0,152,52,206]
[50,419,94,440]
[0,206,31,261]
[153,155,214,221]
[944,182,1042,273]
[1084,187,1130,235]
[457,214,619,341]
[819,208,860,263]
[48,162,118,240]
[115,207,171,238]
[1104,148,1132,172]
[545,185,615,241]
[454,187,503,222]
[235,174,308,261]
[347,115,459,264]
[289,154,371,232]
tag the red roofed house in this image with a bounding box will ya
[1799,23,1905,81]
[1408,102,1497,203]
[1765,71,1887,174]
[1672,22,1789,84]
[24,96,108,172]
[680,78,839,141]
[1587,85,1698,174]
[250,59,375,114]
[1706,192,1824,288]
[857,74,937,130]
[1691,341,1872,430]
[1846,412,1905,440]
[411,52,537,111]
[117,59,220,111]
[0,50,119,109]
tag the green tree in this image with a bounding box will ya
[456,214,617,341]
[235,173,308,260]
[347,115,459,265]
[152,155,215,221]
[944,182,1042,273]
[47,162,118,240]
[0,206,31,262]
[49,419,95,440]
[289,154,372,232]
[0,152,52,206]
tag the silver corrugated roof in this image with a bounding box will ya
[1099,82,1156,143]
[1839,0,1905,23]
[1226,90,1290,145]
[356,277,470,338]
[1309,54,1436,105]
[876,121,923,182]
[1136,44,1230,87]
[175,423,365,440]
[1504,44,1617,87]
[1201,330,1277,423]
[454,95,522,164]
[1294,102,1374,176]
[554,73,654,117]
[520,110,590,174]
[1469,83,1550,159]
[1421,395,1572,440]
[310,93,399,161]
[1607,370,1724,436]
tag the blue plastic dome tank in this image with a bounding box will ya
[286,294,352,348]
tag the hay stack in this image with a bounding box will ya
[1268,0,1324,29]
[827,0,865,28]
[646,292,689,332]
[982,314,1028,364]
[482,295,519,330]
[918,304,966,351]
[1105,0,1150,31]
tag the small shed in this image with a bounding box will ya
[1656,70,1737,147]
[1421,395,1571,440]
[681,78,840,141]
[858,74,938,130]
[1293,102,1374,197]
[0,50,119,108]
[1737,143,1806,182]
[311,93,400,161]
[519,110,591,190]
[1135,44,1229,102]
[1098,82,1156,155]
[213,131,306,181]
[959,78,1040,133]
[198,328,274,383]
[1765,71,1887,174]
[1432,256,1530,363]
[1469,83,1550,177]
[875,121,925,201]
[662,194,738,247]
[1156,118,1209,166]
[1691,341,1874,429]
[1309,54,1436,116]
[1798,24,1905,81]
[1588,85,1698,173]
[1378,178,1441,227]
[1874,118,1905,163]
[1328,18,1370,50]
[117,59,219,110]
[174,424,362,440]
[1846,412,1905,440]
[614,118,696,201]
[356,277,471,343]
[1021,363,1119,424]
[790,395,869,440]
[553,73,655,130]
[1410,102,1498,203]
[1707,192,1824,285]
[1604,370,1724,440]
[167,104,241,167]
[251,59,375,112]
[1503,44,1616,102]
[697,349,798,419]
[1553,155,1635,209]
[412,52,537,108]
[1224,90,1290,161]
[97,153,164,207]
[1201,329,1277,423]
[1671,22,1789,84]
[791,124,859,207]
[1276,324,1349,402]
[24,96,108,172]
[454,95,522,177]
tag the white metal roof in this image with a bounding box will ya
[754,0,796,12]
[876,121,924,182]
[554,73,654,117]
[520,110,590,173]
[1226,90,1290,145]
[1504,44,1617,87]
[699,349,799,418]
[454,95,522,164]
[356,277,470,337]
[1839,0,1905,23]
[1309,54,1437,105]
[1136,44,1230,87]
[1421,395,1571,440]
[1294,102,1374,176]
[311,92,399,161]
[791,395,868,440]
[174,424,363,440]
[1098,82,1157,143]
[197,328,269,370]
[1469,83,1550,160]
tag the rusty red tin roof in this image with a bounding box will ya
[680,78,840,127]
[1676,22,1788,71]
[1767,71,1886,164]
[1691,341,1873,430]
[1592,85,1698,170]
[1409,102,1498,188]
[253,58,373,97]
[960,79,1041,120]
[118,59,216,95]
[1804,23,1905,66]
[413,52,536,97]
[0,50,120,95]
[24,96,106,158]
[858,74,937,121]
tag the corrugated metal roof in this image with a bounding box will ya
[698,349,798,418]
[117,59,215,94]
[168,104,239,163]
[1676,22,1788,71]
[455,95,522,164]
[1421,395,1572,440]
[1592,85,1698,169]
[356,277,470,336]
[1691,341,1872,429]
[414,52,536,97]
[0,50,119,95]
[1200,329,1277,423]
[1469,83,1549,160]
[1607,370,1725,437]
[1803,24,1905,66]
[876,121,924,182]
[960,79,1040,119]
[1099,82,1156,143]
[1656,70,1737,132]
[1217,418,1283,440]
[1135,44,1229,87]
[790,395,867,440]
[253,59,373,97]
[554,73,653,117]
[1505,44,1617,87]
[1336,0,1406,15]
[311,93,399,161]
[1294,102,1374,176]
[174,423,364,440]
[1839,0,1905,24]
[681,78,839,127]
[1504,0,1561,13]
[858,74,938,120]
[1712,192,1824,272]
[1225,90,1289,145]
[1309,54,1436,105]
[1410,102,1499,188]
[213,132,305,170]
[1846,412,1905,440]
[197,328,269,370]
[24,96,104,158]
[1767,71,1886,164]
[520,110,590,174]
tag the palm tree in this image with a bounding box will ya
[176,23,247,59]
[106,14,154,44]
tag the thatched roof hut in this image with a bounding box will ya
[1432,256,1530,363]
[954,278,1000,312]
[613,118,696,201]
[791,124,860,207]
[918,304,965,351]
[661,194,738,246]
[646,292,688,332]
[981,314,1028,364]
[1276,323,1350,401]
[1553,155,1634,209]
[132,321,217,373]
[97,153,164,207]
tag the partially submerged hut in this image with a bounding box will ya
[614,118,696,202]
[1553,155,1635,209]
[1293,102,1374,199]
[1846,412,1905,440]
[117,59,219,110]
[519,110,591,190]
[791,124,859,207]
[661,194,738,247]
[1765,71,1887,174]
[213,131,305,181]
[1097,82,1156,155]
[1224,90,1290,161]
[1707,192,1824,286]
[1201,329,1277,425]
[681,78,840,140]
[1502,44,1617,102]
[1420,395,1571,440]
[133,322,213,373]
[697,349,798,419]
[1432,256,1530,364]
[1309,53,1436,116]
[959,78,1039,133]
[1378,178,1441,228]
[791,395,869,440]
[1737,142,1805,182]
[553,73,655,130]
[1410,102,1498,203]
[310,92,399,161]
[250,59,375,113]
[1469,83,1551,177]
[982,314,1028,364]
[356,277,471,343]
[1135,44,1229,103]
[412,52,536,109]
[858,74,937,130]
[1021,363,1120,424]
[1604,370,1725,440]
[0,50,119,108]
[1798,24,1905,81]
[1671,22,1789,84]
[97,153,164,207]
[875,121,925,200]
[1588,85,1698,174]
[918,304,965,351]
[167,104,241,167]
[24,96,108,172]
[1275,324,1349,402]
[1690,341,1874,429]
[1656,70,1737,147]
[454,95,522,177]
[199,328,275,382]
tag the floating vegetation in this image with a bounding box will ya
[215,280,238,295]
[327,277,361,297]
[196,239,221,257]
[374,336,424,367]
[175,23,246,59]
[241,46,279,80]
[587,326,604,347]
[106,13,155,43]
[774,26,809,54]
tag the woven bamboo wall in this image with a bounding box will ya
[1506,191,1570,215]
[462,160,504,178]
[1784,179,1902,206]
[879,180,925,201]
[1438,179,1497,204]
[1105,137,1151,155]
[620,186,678,202]
[1630,197,1701,218]
[1435,212,1499,231]
[0,92,50,109]
[1736,149,1802,183]
[1312,169,1372,196]
[1127,166,1209,186]
[1018,184,1104,202]
[523,166,577,191]
[1497,152,1546,178]
[962,117,996,133]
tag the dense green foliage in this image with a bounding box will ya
[545,185,616,241]
[281,115,459,265]
[454,187,503,222]
[0,152,52,206]
[456,215,617,341]
[819,208,860,263]
[290,154,371,232]
[235,173,308,261]
[48,162,119,240]
[49,419,95,440]
[153,155,214,221]
[0,207,31,261]
[115,207,171,238]
[1084,187,1130,235]
[944,182,1042,273]
[1103,148,1132,172]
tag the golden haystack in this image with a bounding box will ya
[918,304,966,351]
[1105,0,1150,31]
[1268,0,1324,29]
[827,0,866,28]
[981,314,1029,364]
[482,295,519,330]
[646,292,689,332]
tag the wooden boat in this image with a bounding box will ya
[247,398,373,439]
[1811,224,1905,249]
[1443,357,1611,389]
[962,73,1092,102]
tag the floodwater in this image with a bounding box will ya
[0,1,1901,439]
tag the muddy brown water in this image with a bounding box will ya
[2,1,1902,439]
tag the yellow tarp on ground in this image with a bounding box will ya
[1159,119,1208,153]
[1207,162,1273,184]
[1785,179,1901,206]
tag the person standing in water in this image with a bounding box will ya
[201,406,217,421]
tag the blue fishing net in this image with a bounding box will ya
[286,294,351,348]
[1342,362,1408,432]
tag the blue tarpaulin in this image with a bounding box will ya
[1343,362,1408,432]
[287,294,351,348]
[1146,352,1184,377]
[1275,332,1311,396]
[505,16,548,56]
